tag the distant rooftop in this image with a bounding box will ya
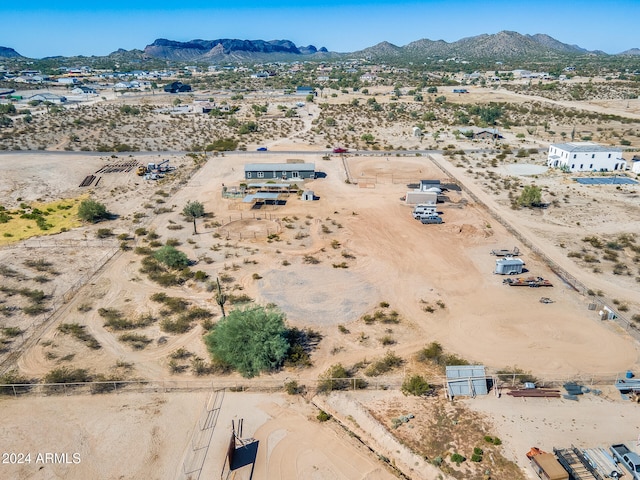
[550,142,622,153]
[244,163,315,171]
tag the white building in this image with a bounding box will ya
[547,142,626,172]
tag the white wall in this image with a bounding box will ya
[547,144,626,172]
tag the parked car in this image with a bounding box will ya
[256,147,268,151]
[420,215,443,224]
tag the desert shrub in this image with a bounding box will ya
[2,327,22,337]
[160,317,194,334]
[496,367,538,385]
[78,199,109,223]
[0,370,32,394]
[44,367,92,384]
[57,323,101,349]
[118,333,152,349]
[150,293,189,312]
[401,374,431,396]
[22,304,49,316]
[284,327,322,368]
[417,342,469,367]
[379,335,396,346]
[317,410,331,422]
[484,436,502,445]
[95,228,113,238]
[365,351,403,376]
[284,380,303,395]
[450,453,466,465]
[154,245,189,269]
[317,363,366,392]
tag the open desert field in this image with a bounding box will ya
[1,80,640,479]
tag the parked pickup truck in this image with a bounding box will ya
[611,444,640,479]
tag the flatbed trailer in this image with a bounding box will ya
[503,276,553,287]
[491,246,520,256]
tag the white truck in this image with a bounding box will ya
[611,444,640,479]
[412,204,438,220]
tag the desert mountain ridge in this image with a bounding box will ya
[1,31,639,62]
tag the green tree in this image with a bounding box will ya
[517,185,542,208]
[182,200,205,234]
[361,133,375,144]
[153,245,189,269]
[204,304,289,378]
[77,199,109,223]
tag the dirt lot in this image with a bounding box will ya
[2,83,640,479]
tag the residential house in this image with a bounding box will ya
[57,77,80,85]
[244,163,315,181]
[294,86,315,96]
[28,93,67,104]
[72,86,97,95]
[547,142,626,172]
[163,81,191,93]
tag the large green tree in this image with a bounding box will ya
[77,199,109,223]
[204,305,289,378]
[182,200,205,234]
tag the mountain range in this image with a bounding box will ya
[1,31,639,62]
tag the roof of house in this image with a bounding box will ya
[29,93,66,101]
[244,163,315,171]
[550,142,622,153]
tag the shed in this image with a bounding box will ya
[445,365,489,399]
[494,257,525,275]
[244,163,315,181]
[412,126,422,137]
[405,191,437,205]
[301,190,315,201]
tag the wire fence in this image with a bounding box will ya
[427,154,640,343]
[2,238,119,250]
[0,371,626,399]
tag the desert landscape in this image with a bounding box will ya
[1,69,640,480]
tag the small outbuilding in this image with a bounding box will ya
[405,191,437,205]
[445,365,489,399]
[494,257,525,275]
[301,190,315,201]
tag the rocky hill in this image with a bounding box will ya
[0,46,22,58]
[360,31,594,61]
[143,38,329,61]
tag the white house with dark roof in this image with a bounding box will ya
[547,142,626,172]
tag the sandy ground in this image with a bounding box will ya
[0,391,394,480]
[464,388,640,478]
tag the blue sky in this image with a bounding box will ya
[2,0,639,58]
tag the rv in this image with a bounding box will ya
[412,204,437,219]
